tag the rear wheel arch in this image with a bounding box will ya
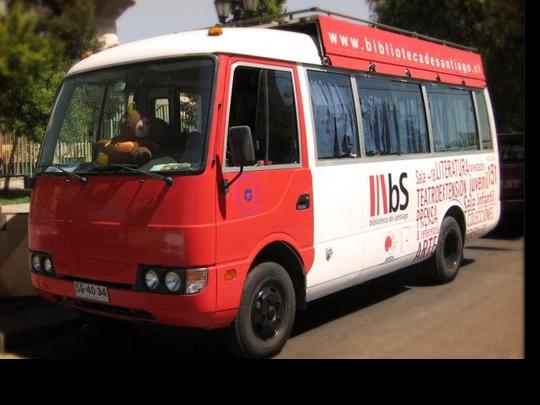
[424,205,466,284]
[444,204,466,241]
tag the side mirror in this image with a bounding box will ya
[24,175,35,190]
[229,126,256,167]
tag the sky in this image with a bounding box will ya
[117,0,371,44]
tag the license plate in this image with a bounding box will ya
[74,281,110,303]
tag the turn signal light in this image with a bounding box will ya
[208,26,223,36]
[224,269,236,281]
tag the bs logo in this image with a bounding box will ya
[369,173,409,217]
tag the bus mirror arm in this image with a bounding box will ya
[222,126,256,196]
[221,165,243,196]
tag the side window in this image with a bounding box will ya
[308,71,359,159]
[427,85,479,152]
[357,76,429,156]
[474,91,493,150]
[154,98,170,124]
[226,66,299,167]
[179,92,201,133]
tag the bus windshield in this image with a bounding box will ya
[37,57,215,175]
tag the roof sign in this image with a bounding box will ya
[318,15,486,88]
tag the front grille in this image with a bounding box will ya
[60,275,133,290]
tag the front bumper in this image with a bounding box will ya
[31,269,219,329]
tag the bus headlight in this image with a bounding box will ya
[144,270,159,290]
[43,257,54,274]
[137,266,207,294]
[164,271,182,293]
[31,254,42,272]
[185,268,207,294]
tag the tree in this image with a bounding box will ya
[37,0,102,60]
[228,0,287,24]
[366,0,524,134]
[0,0,101,192]
[0,1,64,191]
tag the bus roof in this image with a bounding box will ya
[68,10,486,88]
[67,28,322,76]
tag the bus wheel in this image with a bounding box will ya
[425,216,464,284]
[226,262,296,359]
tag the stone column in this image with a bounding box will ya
[94,0,135,49]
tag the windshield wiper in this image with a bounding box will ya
[36,164,88,184]
[106,163,173,186]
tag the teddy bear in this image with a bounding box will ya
[95,108,163,167]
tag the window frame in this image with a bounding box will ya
[222,61,303,173]
[303,64,491,166]
[425,83,482,153]
[306,69,362,162]
[472,90,494,151]
[355,73,432,157]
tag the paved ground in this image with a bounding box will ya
[0,203,29,213]
[278,233,524,359]
[0,228,524,359]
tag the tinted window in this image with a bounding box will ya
[227,66,299,166]
[357,76,429,156]
[474,91,493,150]
[427,85,479,152]
[308,71,359,159]
[154,98,169,123]
[179,92,200,133]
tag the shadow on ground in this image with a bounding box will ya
[10,227,519,359]
[12,261,469,359]
[13,317,235,359]
[290,256,475,337]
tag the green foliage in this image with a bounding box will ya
[0,0,101,142]
[59,84,105,143]
[0,1,67,141]
[367,0,524,133]
[229,0,287,23]
[0,188,31,205]
[38,0,102,60]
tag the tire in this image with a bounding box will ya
[226,262,296,359]
[424,216,464,284]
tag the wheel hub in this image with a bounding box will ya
[251,284,284,340]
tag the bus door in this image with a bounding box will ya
[214,59,313,310]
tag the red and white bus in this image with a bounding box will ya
[28,9,500,358]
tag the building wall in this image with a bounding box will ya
[0,209,35,297]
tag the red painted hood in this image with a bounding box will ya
[28,174,216,282]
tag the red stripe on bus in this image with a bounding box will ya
[369,175,376,216]
[379,174,388,214]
